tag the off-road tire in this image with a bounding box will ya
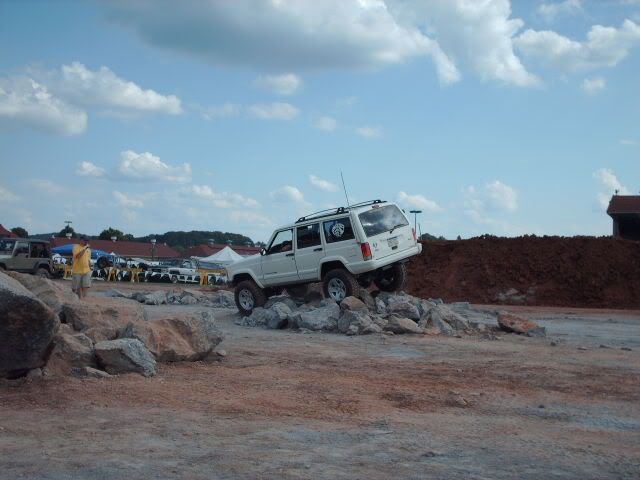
[36,267,51,279]
[322,268,359,302]
[96,256,111,269]
[235,280,267,316]
[374,263,407,293]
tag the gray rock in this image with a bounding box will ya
[264,295,299,311]
[71,366,111,379]
[357,290,377,311]
[95,338,156,377]
[209,290,235,307]
[143,290,167,305]
[340,296,368,312]
[525,327,547,338]
[101,288,132,300]
[385,315,424,334]
[180,295,198,305]
[5,271,78,316]
[428,298,444,305]
[267,302,292,329]
[387,301,421,321]
[419,312,455,336]
[0,271,59,379]
[421,304,470,333]
[375,298,387,315]
[338,309,381,335]
[298,303,340,331]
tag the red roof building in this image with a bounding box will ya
[0,224,16,238]
[182,243,261,258]
[607,195,640,241]
[49,237,180,259]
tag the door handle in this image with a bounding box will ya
[286,253,294,257]
[313,248,323,252]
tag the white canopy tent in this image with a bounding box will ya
[194,246,244,266]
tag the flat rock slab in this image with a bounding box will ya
[94,338,156,377]
[498,312,542,335]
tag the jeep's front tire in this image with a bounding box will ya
[323,269,359,302]
[235,280,267,316]
[374,263,407,293]
[36,267,51,279]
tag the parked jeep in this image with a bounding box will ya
[226,200,423,315]
[0,237,55,278]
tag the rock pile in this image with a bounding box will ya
[236,291,486,336]
[1,272,225,379]
[103,288,235,308]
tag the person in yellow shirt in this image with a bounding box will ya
[72,236,92,299]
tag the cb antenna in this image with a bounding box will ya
[340,171,351,208]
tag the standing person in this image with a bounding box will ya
[72,236,92,299]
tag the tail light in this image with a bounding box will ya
[412,228,417,242]
[360,242,372,260]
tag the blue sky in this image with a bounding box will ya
[0,0,638,243]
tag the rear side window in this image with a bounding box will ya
[323,218,355,244]
[14,241,29,255]
[358,205,409,237]
[297,223,321,249]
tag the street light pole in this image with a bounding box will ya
[409,210,422,236]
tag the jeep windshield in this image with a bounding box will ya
[358,205,409,237]
[0,240,16,256]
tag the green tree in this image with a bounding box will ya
[11,226,28,238]
[58,225,75,238]
[98,227,130,241]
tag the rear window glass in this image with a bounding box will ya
[323,218,355,244]
[297,223,321,249]
[358,205,409,237]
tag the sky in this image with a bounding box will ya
[0,0,638,243]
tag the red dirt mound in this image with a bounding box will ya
[406,236,640,309]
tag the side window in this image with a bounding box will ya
[14,241,29,256]
[268,229,294,254]
[323,218,355,244]
[296,223,321,249]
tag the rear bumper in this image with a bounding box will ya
[347,243,422,275]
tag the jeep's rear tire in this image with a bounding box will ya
[235,280,267,316]
[374,263,407,293]
[96,256,111,269]
[323,269,359,302]
[36,267,51,279]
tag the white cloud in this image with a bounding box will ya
[486,180,518,212]
[230,210,274,228]
[397,191,442,212]
[56,62,182,114]
[28,179,64,195]
[190,185,259,209]
[356,126,382,138]
[270,185,306,204]
[537,0,583,23]
[594,168,631,208]
[0,76,87,135]
[249,102,299,120]
[254,73,302,95]
[581,77,606,94]
[620,139,638,146]
[200,102,240,120]
[0,185,19,203]
[516,19,640,72]
[117,150,192,183]
[309,175,338,192]
[314,116,338,131]
[113,190,144,208]
[76,161,106,177]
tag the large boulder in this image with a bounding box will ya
[0,272,59,378]
[208,290,236,308]
[264,295,299,311]
[46,332,96,375]
[238,307,277,328]
[6,271,77,316]
[384,315,424,334]
[296,301,340,331]
[387,301,421,321]
[94,338,156,377]
[63,298,146,342]
[497,312,544,335]
[143,290,167,305]
[419,304,470,335]
[340,296,368,312]
[268,303,292,329]
[120,311,223,362]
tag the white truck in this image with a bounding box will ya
[226,200,422,315]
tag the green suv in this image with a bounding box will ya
[0,238,55,278]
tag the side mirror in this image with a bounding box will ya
[260,248,267,256]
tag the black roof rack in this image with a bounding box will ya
[296,199,386,224]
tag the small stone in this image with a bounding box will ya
[550,341,557,347]
[577,346,588,351]
[71,366,111,379]
[621,347,632,351]
[599,344,610,349]
[538,404,545,409]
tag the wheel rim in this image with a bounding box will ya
[327,277,347,301]
[238,289,255,310]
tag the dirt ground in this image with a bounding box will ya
[1,281,639,479]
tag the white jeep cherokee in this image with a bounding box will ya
[227,200,423,315]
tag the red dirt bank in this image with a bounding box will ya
[406,236,640,309]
